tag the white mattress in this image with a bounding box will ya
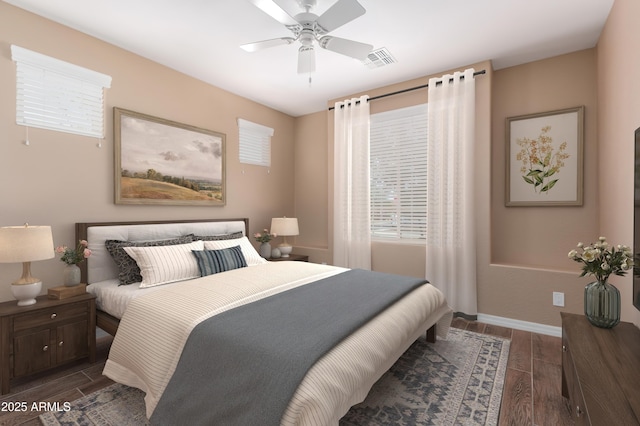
[87,279,143,319]
[102,261,452,425]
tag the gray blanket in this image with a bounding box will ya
[150,269,427,426]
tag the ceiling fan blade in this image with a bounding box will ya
[240,37,296,52]
[319,36,372,60]
[316,0,366,34]
[298,46,316,74]
[246,0,300,27]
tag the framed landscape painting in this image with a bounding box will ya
[114,108,226,206]
[506,106,584,206]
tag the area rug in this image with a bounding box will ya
[40,328,509,426]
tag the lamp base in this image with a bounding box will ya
[278,243,293,258]
[11,281,42,306]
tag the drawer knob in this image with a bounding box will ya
[562,345,567,352]
[42,345,49,352]
[576,405,582,417]
[58,341,64,347]
[50,313,57,319]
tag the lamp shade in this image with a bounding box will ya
[270,217,299,236]
[0,225,54,263]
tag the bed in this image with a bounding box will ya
[76,218,453,425]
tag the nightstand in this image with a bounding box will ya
[0,292,96,394]
[269,254,309,262]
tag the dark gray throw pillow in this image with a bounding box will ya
[106,235,194,285]
[193,231,244,241]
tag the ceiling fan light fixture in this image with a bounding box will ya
[298,45,315,74]
[243,0,371,74]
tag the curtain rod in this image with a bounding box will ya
[328,69,486,111]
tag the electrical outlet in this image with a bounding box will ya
[553,292,565,307]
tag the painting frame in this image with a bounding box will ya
[505,106,584,207]
[114,107,226,206]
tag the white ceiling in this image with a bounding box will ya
[5,0,614,117]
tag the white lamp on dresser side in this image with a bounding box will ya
[270,217,299,258]
[0,224,54,306]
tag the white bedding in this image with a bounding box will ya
[87,279,145,319]
[102,261,452,425]
[87,261,265,319]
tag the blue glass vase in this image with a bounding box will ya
[584,281,620,328]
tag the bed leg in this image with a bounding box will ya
[426,324,436,343]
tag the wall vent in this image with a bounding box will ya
[362,47,397,69]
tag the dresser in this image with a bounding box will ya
[561,312,640,425]
[0,293,96,394]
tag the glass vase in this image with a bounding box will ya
[63,264,82,287]
[584,280,620,328]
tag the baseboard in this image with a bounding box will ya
[477,313,562,337]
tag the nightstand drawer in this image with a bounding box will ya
[12,302,88,332]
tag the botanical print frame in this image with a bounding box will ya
[506,106,584,206]
[114,108,225,206]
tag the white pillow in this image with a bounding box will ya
[123,240,204,288]
[204,236,266,266]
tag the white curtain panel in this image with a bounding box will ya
[333,95,371,269]
[426,69,477,316]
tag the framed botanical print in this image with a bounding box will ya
[506,106,584,206]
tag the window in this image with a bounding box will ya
[11,45,112,138]
[238,118,273,167]
[370,104,428,240]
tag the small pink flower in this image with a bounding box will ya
[83,248,92,258]
[79,240,88,247]
[55,246,66,254]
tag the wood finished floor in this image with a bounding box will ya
[0,320,573,426]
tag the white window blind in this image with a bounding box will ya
[238,118,273,167]
[370,103,428,240]
[11,45,112,138]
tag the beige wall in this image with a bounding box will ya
[299,2,640,328]
[296,53,602,327]
[294,62,494,290]
[597,0,640,326]
[492,50,599,269]
[4,1,639,329]
[292,111,330,264]
[485,50,599,326]
[0,3,296,302]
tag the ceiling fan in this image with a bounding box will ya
[241,0,373,74]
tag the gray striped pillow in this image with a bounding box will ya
[192,246,247,276]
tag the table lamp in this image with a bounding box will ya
[270,217,299,258]
[0,224,54,306]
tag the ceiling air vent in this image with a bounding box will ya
[362,47,396,69]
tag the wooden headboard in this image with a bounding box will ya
[75,218,249,284]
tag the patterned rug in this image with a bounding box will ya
[40,328,509,426]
